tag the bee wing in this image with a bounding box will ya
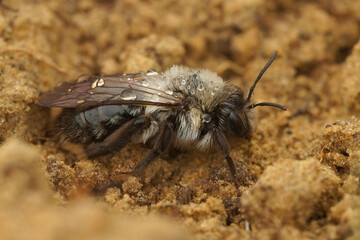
[37,73,183,108]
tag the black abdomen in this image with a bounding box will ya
[57,105,144,144]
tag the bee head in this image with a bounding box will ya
[215,91,254,139]
[206,51,286,139]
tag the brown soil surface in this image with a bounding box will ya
[0,0,359,239]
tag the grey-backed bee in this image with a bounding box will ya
[37,51,286,187]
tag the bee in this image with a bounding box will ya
[37,51,286,187]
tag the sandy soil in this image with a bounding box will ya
[0,0,359,239]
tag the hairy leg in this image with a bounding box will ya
[85,116,151,158]
[213,128,242,191]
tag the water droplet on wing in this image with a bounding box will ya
[146,69,158,76]
[151,94,160,102]
[77,74,92,83]
[165,90,173,95]
[97,78,105,86]
[120,89,137,100]
[91,79,98,89]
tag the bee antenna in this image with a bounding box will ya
[246,51,278,102]
[248,102,286,111]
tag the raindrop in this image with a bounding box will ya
[146,69,159,75]
[77,74,92,83]
[186,85,191,89]
[146,69,158,76]
[211,90,215,96]
[179,86,184,90]
[165,90,173,95]
[98,78,105,86]
[181,79,186,85]
[190,89,195,94]
[197,84,204,91]
[151,94,160,102]
[142,81,149,87]
[120,89,137,100]
[91,79,98,89]
[203,114,211,123]
[214,85,219,90]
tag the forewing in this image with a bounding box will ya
[37,73,183,108]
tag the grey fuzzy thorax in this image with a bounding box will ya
[140,66,237,150]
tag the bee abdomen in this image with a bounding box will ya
[59,105,144,144]
[76,105,127,126]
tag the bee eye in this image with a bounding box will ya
[203,114,211,123]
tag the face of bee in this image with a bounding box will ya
[218,92,254,139]
[192,90,253,140]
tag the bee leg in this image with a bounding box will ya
[85,116,151,158]
[117,122,174,174]
[213,128,240,191]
